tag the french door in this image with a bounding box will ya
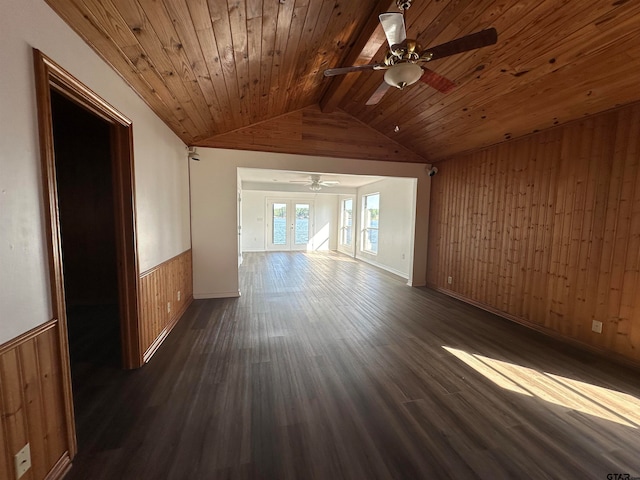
[266,199,312,251]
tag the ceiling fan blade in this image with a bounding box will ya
[324,64,384,77]
[319,181,340,186]
[379,12,406,48]
[366,82,392,106]
[422,28,498,62]
[420,68,456,93]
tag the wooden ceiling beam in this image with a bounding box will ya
[319,0,396,113]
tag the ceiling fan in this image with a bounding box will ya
[323,0,498,105]
[290,174,340,191]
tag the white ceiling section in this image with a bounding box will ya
[238,167,386,193]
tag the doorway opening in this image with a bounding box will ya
[266,199,313,251]
[237,168,418,285]
[50,89,121,372]
[34,50,141,457]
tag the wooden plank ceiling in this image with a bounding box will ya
[46,0,640,162]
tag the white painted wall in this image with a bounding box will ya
[355,178,417,280]
[0,0,190,344]
[241,190,338,252]
[190,158,239,298]
[242,191,267,252]
[313,195,338,251]
[190,149,431,299]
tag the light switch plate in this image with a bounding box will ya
[592,320,603,334]
[15,443,31,479]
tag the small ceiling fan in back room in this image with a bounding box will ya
[290,175,340,191]
[324,0,498,105]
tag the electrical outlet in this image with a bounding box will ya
[592,320,603,334]
[177,290,181,301]
[401,253,405,260]
[447,276,453,285]
[167,302,171,314]
[15,443,31,479]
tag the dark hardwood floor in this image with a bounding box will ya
[66,252,640,479]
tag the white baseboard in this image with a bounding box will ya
[194,291,241,299]
[355,256,409,280]
[337,247,355,257]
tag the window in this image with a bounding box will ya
[361,193,379,254]
[340,198,353,246]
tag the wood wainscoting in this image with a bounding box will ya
[427,101,640,366]
[0,321,71,480]
[139,250,193,362]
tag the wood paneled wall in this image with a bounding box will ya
[0,321,71,480]
[139,250,193,362]
[200,105,426,163]
[427,102,640,365]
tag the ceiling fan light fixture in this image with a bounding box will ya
[384,62,423,89]
[309,183,322,191]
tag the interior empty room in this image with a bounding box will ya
[1,1,639,479]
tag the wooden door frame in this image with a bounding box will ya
[33,50,142,456]
[237,189,243,266]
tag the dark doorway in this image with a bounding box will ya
[50,90,121,382]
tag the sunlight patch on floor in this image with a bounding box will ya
[304,251,358,262]
[443,346,640,429]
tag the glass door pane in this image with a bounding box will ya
[341,198,353,246]
[294,203,310,246]
[272,202,287,245]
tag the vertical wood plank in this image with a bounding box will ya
[37,327,67,470]
[581,115,615,343]
[521,135,542,320]
[17,341,48,479]
[598,110,628,349]
[476,149,489,303]
[488,146,502,307]
[0,350,30,479]
[566,120,590,337]
[0,380,10,480]
[540,131,561,328]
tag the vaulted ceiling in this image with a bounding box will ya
[46,0,640,162]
